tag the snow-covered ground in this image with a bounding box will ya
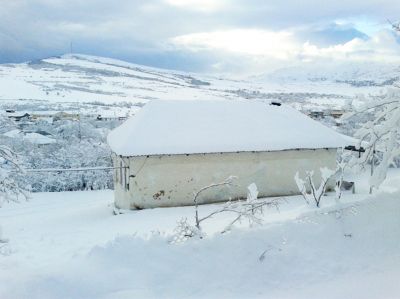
[0,170,399,299]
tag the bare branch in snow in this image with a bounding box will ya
[172,182,280,243]
[193,175,237,230]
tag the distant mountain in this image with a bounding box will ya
[297,23,369,47]
[0,54,247,103]
[0,54,397,112]
[257,62,400,87]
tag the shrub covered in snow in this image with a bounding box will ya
[0,115,28,205]
[0,114,28,244]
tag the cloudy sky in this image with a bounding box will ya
[1,0,400,74]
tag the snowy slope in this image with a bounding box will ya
[0,54,245,103]
[0,54,395,111]
[0,171,399,299]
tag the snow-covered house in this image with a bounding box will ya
[107,100,350,209]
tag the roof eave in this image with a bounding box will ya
[113,146,342,158]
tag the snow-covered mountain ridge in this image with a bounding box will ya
[0,54,237,103]
[0,54,398,111]
[259,62,400,87]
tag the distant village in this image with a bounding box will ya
[5,109,129,122]
[3,108,131,146]
[5,105,346,123]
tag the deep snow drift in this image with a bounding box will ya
[0,172,399,299]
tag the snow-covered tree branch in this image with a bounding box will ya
[295,167,335,207]
[0,114,28,244]
[193,176,237,230]
[171,182,280,243]
[345,88,400,189]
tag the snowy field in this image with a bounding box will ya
[0,170,399,299]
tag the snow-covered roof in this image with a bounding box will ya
[107,100,351,156]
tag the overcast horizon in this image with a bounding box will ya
[1,0,400,75]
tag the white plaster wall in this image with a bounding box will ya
[113,149,337,209]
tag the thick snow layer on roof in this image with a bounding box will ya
[107,100,351,156]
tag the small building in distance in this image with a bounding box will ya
[107,100,351,210]
[52,112,80,121]
[329,109,346,119]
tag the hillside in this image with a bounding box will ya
[0,54,397,112]
[0,54,245,103]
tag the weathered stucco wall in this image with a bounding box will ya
[112,149,337,209]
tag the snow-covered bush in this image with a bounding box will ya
[0,117,28,206]
[295,167,335,207]
[0,114,28,244]
[169,218,203,244]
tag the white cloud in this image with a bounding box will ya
[163,0,226,12]
[300,30,400,63]
[171,28,400,73]
[172,29,297,58]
